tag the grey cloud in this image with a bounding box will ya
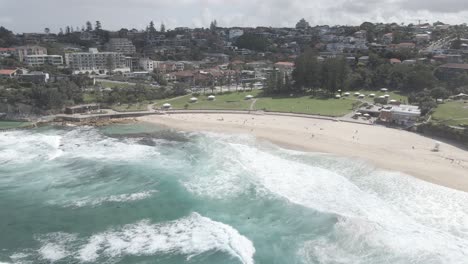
[400,0,468,13]
[0,0,467,33]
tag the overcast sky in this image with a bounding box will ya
[1,0,468,33]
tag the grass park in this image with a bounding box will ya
[157,90,363,117]
[432,101,468,127]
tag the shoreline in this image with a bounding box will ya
[139,113,468,193]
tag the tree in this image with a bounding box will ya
[148,21,156,33]
[292,48,321,94]
[65,26,71,34]
[451,37,462,49]
[44,28,50,35]
[86,21,93,31]
[95,21,102,31]
[321,57,349,96]
[295,18,310,29]
[210,20,218,31]
[160,23,166,33]
[106,55,115,75]
[0,26,18,47]
[430,87,451,99]
[235,33,270,52]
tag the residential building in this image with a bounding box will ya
[353,30,367,40]
[0,48,16,57]
[106,38,136,54]
[0,69,19,79]
[203,53,230,64]
[14,45,48,62]
[437,63,468,80]
[64,48,130,75]
[382,33,393,45]
[25,55,63,67]
[125,56,140,72]
[18,71,50,83]
[139,58,155,72]
[274,62,295,76]
[446,54,463,63]
[415,34,431,44]
[390,58,402,64]
[358,56,370,64]
[387,42,416,51]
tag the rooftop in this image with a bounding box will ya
[0,69,17,75]
[274,62,295,67]
[439,63,468,70]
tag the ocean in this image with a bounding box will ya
[0,123,467,264]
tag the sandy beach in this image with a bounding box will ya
[139,113,468,192]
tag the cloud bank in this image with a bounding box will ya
[0,0,467,33]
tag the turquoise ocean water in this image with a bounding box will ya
[0,123,468,264]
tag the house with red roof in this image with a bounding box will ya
[0,69,19,79]
[0,48,16,57]
[274,61,295,76]
[390,58,402,64]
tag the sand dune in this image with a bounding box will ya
[139,113,468,192]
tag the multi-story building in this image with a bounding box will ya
[106,38,136,54]
[14,45,48,62]
[25,55,63,67]
[0,48,16,57]
[65,48,130,75]
[139,58,155,72]
[18,71,50,84]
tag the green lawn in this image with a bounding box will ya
[112,103,149,112]
[97,80,136,89]
[83,93,97,103]
[159,90,356,117]
[353,90,409,104]
[255,96,357,117]
[159,90,260,110]
[432,101,468,126]
[0,121,31,129]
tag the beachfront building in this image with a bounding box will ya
[379,105,421,126]
[25,55,64,67]
[14,45,48,62]
[64,48,130,75]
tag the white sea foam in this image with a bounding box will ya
[69,190,157,207]
[0,130,63,164]
[0,127,161,165]
[77,213,255,264]
[220,141,468,263]
[29,213,255,264]
[36,232,77,262]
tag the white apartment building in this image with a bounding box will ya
[65,48,130,75]
[25,55,63,67]
[106,38,136,54]
[139,58,155,72]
